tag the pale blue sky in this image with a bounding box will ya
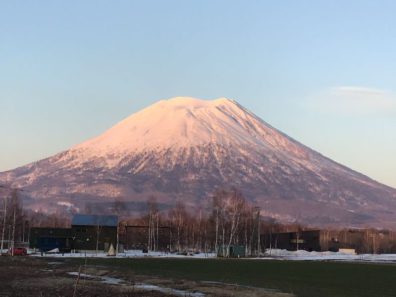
[1,1,395,187]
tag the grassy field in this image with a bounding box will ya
[68,257,396,297]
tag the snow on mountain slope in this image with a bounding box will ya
[1,97,395,228]
[70,97,309,164]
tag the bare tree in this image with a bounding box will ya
[212,189,228,256]
[212,188,247,257]
[7,189,23,256]
[225,189,246,257]
[169,202,187,252]
[255,207,261,256]
[147,197,159,251]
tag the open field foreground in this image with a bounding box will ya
[2,257,396,297]
[68,257,396,297]
[0,257,291,297]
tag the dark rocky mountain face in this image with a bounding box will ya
[1,97,395,228]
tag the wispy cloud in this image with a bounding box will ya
[306,86,396,116]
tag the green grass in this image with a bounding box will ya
[68,258,396,297]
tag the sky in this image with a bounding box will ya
[0,0,395,188]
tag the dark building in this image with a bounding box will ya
[30,227,73,252]
[71,214,118,251]
[29,214,118,253]
[262,230,340,252]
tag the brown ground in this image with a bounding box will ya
[0,256,293,297]
[0,256,169,297]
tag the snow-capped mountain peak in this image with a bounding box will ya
[1,96,396,228]
[72,96,304,163]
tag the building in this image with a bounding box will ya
[29,214,118,253]
[30,227,73,252]
[71,214,118,252]
[262,230,340,252]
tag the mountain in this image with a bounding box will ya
[1,97,395,228]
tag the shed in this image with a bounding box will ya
[217,245,246,258]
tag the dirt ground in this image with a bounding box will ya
[0,256,167,297]
[0,256,293,297]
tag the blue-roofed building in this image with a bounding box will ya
[71,214,118,252]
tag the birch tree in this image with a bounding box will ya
[212,189,227,256]
[225,189,246,257]
[146,196,159,251]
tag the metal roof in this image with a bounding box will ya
[71,214,118,227]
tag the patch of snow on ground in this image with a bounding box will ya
[68,272,122,285]
[134,284,205,297]
[67,272,205,296]
[32,249,216,259]
[263,249,396,263]
[28,248,396,264]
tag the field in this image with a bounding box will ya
[68,257,396,297]
[2,256,396,297]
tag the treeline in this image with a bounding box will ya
[120,189,266,256]
[2,187,396,255]
[119,189,396,255]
